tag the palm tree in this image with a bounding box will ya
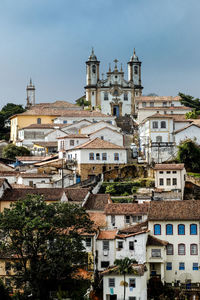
[114,257,136,300]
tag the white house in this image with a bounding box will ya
[148,200,200,285]
[57,134,89,151]
[174,122,200,145]
[66,138,127,180]
[104,203,149,230]
[135,96,191,123]
[80,121,121,135]
[88,127,124,147]
[61,119,92,134]
[16,173,52,188]
[154,164,186,200]
[102,264,147,300]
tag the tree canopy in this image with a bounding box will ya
[179,93,200,112]
[2,144,30,160]
[76,96,91,107]
[0,103,25,140]
[177,139,200,172]
[0,194,94,299]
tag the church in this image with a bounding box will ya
[85,49,143,117]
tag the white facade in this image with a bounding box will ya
[53,115,116,126]
[103,272,147,300]
[80,121,120,135]
[58,136,89,151]
[174,124,200,145]
[44,129,67,142]
[89,128,124,147]
[61,120,92,134]
[17,174,52,188]
[18,127,54,147]
[106,214,147,230]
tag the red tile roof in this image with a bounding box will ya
[104,203,149,215]
[83,194,112,211]
[135,96,181,102]
[154,163,185,170]
[147,235,168,246]
[57,134,88,139]
[72,137,124,150]
[97,230,117,240]
[88,212,107,228]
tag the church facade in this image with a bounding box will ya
[85,49,143,117]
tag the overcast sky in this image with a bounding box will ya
[0,0,200,109]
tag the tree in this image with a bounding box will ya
[179,93,200,112]
[2,144,30,160]
[0,194,94,299]
[114,258,137,300]
[177,139,200,172]
[76,96,91,107]
[0,103,25,140]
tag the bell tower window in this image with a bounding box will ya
[92,65,96,74]
[134,66,138,74]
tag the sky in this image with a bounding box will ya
[0,0,200,109]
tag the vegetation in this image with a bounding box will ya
[0,194,93,299]
[187,172,200,178]
[76,96,91,107]
[185,110,198,119]
[114,258,137,300]
[0,103,25,140]
[2,144,30,160]
[179,92,200,112]
[177,139,200,172]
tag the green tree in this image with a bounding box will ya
[179,93,200,112]
[2,144,30,160]
[177,139,200,172]
[185,110,198,119]
[0,103,25,140]
[114,258,137,300]
[76,96,91,107]
[0,194,93,299]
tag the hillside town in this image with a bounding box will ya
[0,49,200,300]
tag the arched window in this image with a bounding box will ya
[161,121,166,128]
[92,65,96,74]
[190,224,197,235]
[113,89,118,96]
[37,118,41,124]
[191,244,198,255]
[166,224,173,235]
[156,136,162,143]
[166,244,173,255]
[178,224,185,235]
[134,66,138,74]
[154,224,161,235]
[104,92,108,101]
[178,243,185,255]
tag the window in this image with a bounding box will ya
[96,153,100,160]
[111,215,115,226]
[193,263,198,270]
[152,121,158,129]
[150,102,154,107]
[63,120,67,124]
[179,262,185,270]
[89,153,94,160]
[166,224,173,235]
[114,153,119,161]
[191,244,198,255]
[154,224,161,235]
[134,66,138,74]
[172,170,177,174]
[113,89,118,96]
[167,244,173,255]
[178,244,185,255]
[190,224,197,235]
[129,297,136,300]
[159,171,163,174]
[166,262,172,270]
[104,92,108,100]
[129,278,136,288]
[166,178,171,186]
[161,121,166,128]
[156,136,162,142]
[124,93,128,101]
[117,241,123,249]
[92,65,96,73]
[29,181,33,187]
[37,118,41,124]
[101,261,109,268]
[152,249,161,257]
[102,153,107,161]
[125,215,130,224]
[129,241,134,250]
[142,102,146,107]
[103,241,109,250]
[159,178,164,186]
[70,140,74,146]
[163,102,167,107]
[172,178,177,185]
[178,224,185,235]
[86,238,91,247]
[166,171,171,174]
[101,136,104,140]
[109,278,115,287]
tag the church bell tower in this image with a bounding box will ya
[26,78,35,108]
[127,49,143,96]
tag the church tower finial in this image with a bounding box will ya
[109,63,111,72]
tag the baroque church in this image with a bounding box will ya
[85,49,143,117]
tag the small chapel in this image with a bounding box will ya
[85,49,143,117]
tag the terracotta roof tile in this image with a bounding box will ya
[72,137,124,150]
[88,127,121,136]
[83,194,112,211]
[88,212,107,228]
[135,96,181,102]
[154,163,185,170]
[97,230,117,240]
[148,200,200,221]
[104,203,149,215]
[17,173,51,178]
[146,235,168,246]
[119,221,148,234]
[16,156,51,161]
[101,263,146,276]
[22,124,65,129]
[140,106,190,110]
[57,134,88,139]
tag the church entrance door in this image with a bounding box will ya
[113,105,119,117]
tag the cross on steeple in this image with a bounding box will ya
[114,59,118,70]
